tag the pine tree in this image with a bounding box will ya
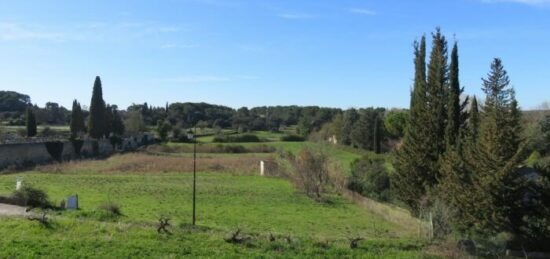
[25,107,37,137]
[457,59,525,237]
[70,100,86,138]
[88,76,106,139]
[393,35,431,213]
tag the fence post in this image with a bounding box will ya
[260,161,265,176]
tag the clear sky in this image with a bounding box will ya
[0,0,549,110]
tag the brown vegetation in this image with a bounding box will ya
[37,153,270,175]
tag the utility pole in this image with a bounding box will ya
[192,125,197,226]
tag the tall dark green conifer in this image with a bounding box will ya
[70,100,86,138]
[88,76,106,139]
[445,42,465,149]
[25,107,37,137]
[426,28,449,169]
[393,35,431,213]
[468,96,480,144]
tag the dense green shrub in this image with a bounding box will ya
[44,141,64,162]
[280,135,305,142]
[92,140,99,156]
[110,135,122,149]
[99,202,122,216]
[12,186,51,208]
[71,139,84,156]
[347,157,391,202]
[213,134,261,143]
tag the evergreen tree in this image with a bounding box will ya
[445,58,526,237]
[426,28,449,170]
[393,35,431,213]
[104,104,114,138]
[88,76,106,139]
[70,100,86,138]
[341,108,359,145]
[25,107,37,137]
[445,42,467,149]
[112,108,125,136]
[468,96,480,144]
[373,115,382,154]
[156,119,171,142]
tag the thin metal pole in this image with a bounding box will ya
[192,126,196,226]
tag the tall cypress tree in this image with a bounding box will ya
[468,96,480,145]
[445,42,466,149]
[25,107,37,137]
[88,76,106,139]
[70,100,86,138]
[426,28,449,168]
[393,35,431,213]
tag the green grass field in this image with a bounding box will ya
[0,131,431,258]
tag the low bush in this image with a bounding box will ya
[280,148,331,201]
[71,139,84,156]
[110,136,123,149]
[213,134,261,143]
[98,202,122,216]
[40,127,57,137]
[44,141,64,162]
[280,135,305,142]
[347,157,392,202]
[11,185,51,208]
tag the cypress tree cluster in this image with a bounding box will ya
[70,100,86,138]
[394,29,543,245]
[88,76,106,139]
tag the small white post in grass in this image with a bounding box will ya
[16,176,22,191]
[260,161,265,176]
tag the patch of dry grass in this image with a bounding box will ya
[36,153,271,175]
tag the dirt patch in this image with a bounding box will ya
[0,203,28,217]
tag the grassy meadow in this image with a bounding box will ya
[0,132,431,258]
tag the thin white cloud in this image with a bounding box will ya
[0,21,182,43]
[158,26,179,33]
[481,0,550,6]
[0,22,65,42]
[160,43,198,49]
[349,8,376,16]
[278,13,316,20]
[161,75,258,84]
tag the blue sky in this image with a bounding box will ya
[0,0,549,110]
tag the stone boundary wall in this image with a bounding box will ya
[0,133,154,170]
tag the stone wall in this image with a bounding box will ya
[0,133,154,170]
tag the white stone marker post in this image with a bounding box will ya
[260,161,265,176]
[16,176,22,191]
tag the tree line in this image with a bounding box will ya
[392,28,549,250]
